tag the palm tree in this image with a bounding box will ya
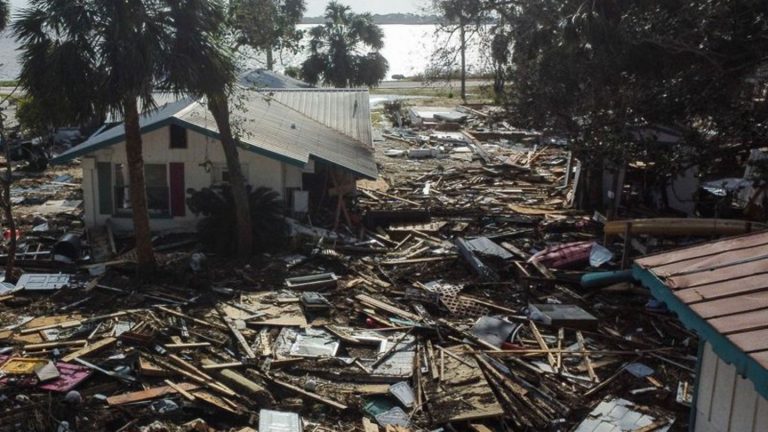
[14,0,167,275]
[161,0,254,257]
[230,0,306,71]
[300,1,388,87]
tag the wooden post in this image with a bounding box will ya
[621,222,633,269]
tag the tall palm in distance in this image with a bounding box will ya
[301,1,388,88]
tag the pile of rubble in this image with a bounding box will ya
[0,104,706,431]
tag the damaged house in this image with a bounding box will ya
[51,88,377,230]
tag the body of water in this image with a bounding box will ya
[0,24,490,81]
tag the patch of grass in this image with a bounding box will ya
[370,111,384,127]
[0,80,19,87]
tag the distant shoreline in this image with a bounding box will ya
[302,13,441,26]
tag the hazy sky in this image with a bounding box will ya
[10,1,426,16]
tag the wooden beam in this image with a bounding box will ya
[107,382,199,405]
[265,375,348,410]
[61,337,117,362]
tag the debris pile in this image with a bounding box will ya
[0,104,710,431]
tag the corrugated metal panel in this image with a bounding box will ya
[635,230,768,379]
[258,88,373,147]
[175,90,377,178]
[51,90,378,179]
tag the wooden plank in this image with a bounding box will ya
[529,322,556,369]
[107,382,199,405]
[355,294,422,322]
[157,306,227,331]
[638,231,768,269]
[165,380,196,401]
[652,242,768,277]
[265,375,348,410]
[728,375,758,432]
[710,355,737,432]
[201,362,243,370]
[710,309,768,335]
[676,273,768,303]
[216,306,256,359]
[576,331,598,383]
[164,342,211,350]
[667,257,768,291]
[24,340,87,351]
[61,337,117,362]
[690,291,768,319]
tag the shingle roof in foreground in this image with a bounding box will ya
[633,230,768,398]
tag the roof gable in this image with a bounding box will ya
[51,89,377,179]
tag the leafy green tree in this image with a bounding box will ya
[230,0,306,70]
[300,1,388,87]
[14,0,170,274]
[432,0,489,102]
[161,0,254,257]
[485,0,768,210]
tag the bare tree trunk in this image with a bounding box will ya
[208,94,253,257]
[266,45,274,71]
[123,96,156,275]
[459,19,467,103]
[1,133,15,281]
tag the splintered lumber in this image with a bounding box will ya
[151,355,236,397]
[201,362,244,370]
[216,306,256,359]
[264,375,348,410]
[61,337,117,362]
[529,321,556,369]
[422,346,504,423]
[355,294,422,322]
[165,380,196,401]
[157,306,227,331]
[139,357,172,377]
[21,320,82,335]
[107,382,199,405]
[189,390,240,414]
[474,354,527,397]
[603,218,766,237]
[576,331,598,382]
[24,340,87,351]
[164,342,211,350]
[217,369,273,406]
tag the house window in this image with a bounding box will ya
[170,124,187,149]
[113,163,170,216]
[211,163,248,184]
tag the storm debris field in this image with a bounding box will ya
[0,104,721,432]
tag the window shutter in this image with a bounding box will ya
[169,162,186,217]
[96,162,112,214]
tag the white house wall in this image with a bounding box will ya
[694,342,768,432]
[82,126,302,231]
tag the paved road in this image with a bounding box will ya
[376,79,492,89]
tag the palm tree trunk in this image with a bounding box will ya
[266,45,274,71]
[459,19,467,103]
[123,96,156,275]
[207,93,253,257]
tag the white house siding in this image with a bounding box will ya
[82,126,298,231]
[694,342,768,432]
